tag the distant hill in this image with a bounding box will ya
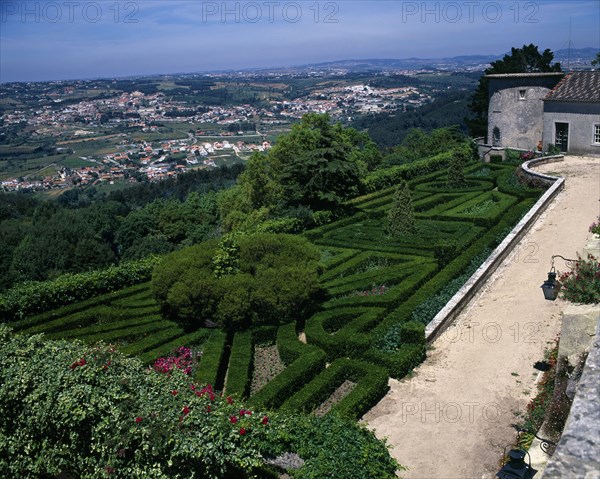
[227,48,598,75]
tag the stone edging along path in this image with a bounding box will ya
[425,155,565,342]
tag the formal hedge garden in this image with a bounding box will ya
[2,160,545,460]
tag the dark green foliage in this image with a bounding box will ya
[0,257,161,321]
[558,254,600,304]
[362,148,461,192]
[152,233,324,332]
[225,331,255,398]
[249,349,327,410]
[386,180,416,237]
[382,126,467,166]
[212,233,241,278]
[281,358,389,420]
[194,330,229,389]
[0,325,401,478]
[305,308,386,361]
[276,322,315,366]
[447,149,467,188]
[434,241,459,268]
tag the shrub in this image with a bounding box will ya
[447,149,467,188]
[558,254,600,304]
[0,256,161,321]
[0,325,401,478]
[152,233,324,332]
[386,180,417,236]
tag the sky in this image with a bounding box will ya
[1,0,599,82]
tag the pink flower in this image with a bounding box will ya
[239,428,246,435]
[230,416,238,424]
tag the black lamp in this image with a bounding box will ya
[541,270,560,301]
[496,449,538,479]
[541,255,578,301]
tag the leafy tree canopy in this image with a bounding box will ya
[152,233,324,332]
[219,114,381,231]
[467,44,562,137]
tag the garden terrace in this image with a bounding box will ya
[4,160,546,420]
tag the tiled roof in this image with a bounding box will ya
[544,71,600,103]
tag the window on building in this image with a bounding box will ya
[594,124,600,144]
[492,126,501,146]
[519,89,526,100]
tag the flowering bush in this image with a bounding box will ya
[558,254,600,304]
[152,346,199,375]
[0,325,400,478]
[589,217,600,236]
[519,150,536,161]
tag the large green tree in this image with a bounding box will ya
[467,44,562,138]
[152,233,324,332]
[220,114,380,231]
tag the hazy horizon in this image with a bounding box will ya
[1,0,599,83]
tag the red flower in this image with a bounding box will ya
[105,466,115,474]
[182,406,190,415]
[171,390,178,396]
[239,428,246,435]
[229,416,238,424]
[261,416,269,425]
[206,405,211,412]
[226,395,233,404]
[135,417,143,423]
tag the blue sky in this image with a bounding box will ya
[1,0,598,82]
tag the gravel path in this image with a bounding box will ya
[362,156,600,479]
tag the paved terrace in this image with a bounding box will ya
[363,156,600,479]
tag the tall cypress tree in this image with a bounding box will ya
[387,180,416,237]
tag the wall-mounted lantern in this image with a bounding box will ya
[541,255,578,301]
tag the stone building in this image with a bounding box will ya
[542,71,600,155]
[486,73,563,149]
[485,71,600,156]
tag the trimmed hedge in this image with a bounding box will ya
[276,322,316,366]
[329,360,390,420]
[224,330,254,398]
[119,325,186,356]
[319,251,409,282]
[497,169,544,198]
[20,304,160,336]
[194,330,229,389]
[249,348,327,410]
[280,358,389,420]
[10,283,151,332]
[45,315,163,340]
[305,307,386,361]
[0,257,161,321]
[137,328,213,365]
[364,343,427,379]
[438,191,518,227]
[362,149,459,192]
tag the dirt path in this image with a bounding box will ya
[363,156,600,479]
